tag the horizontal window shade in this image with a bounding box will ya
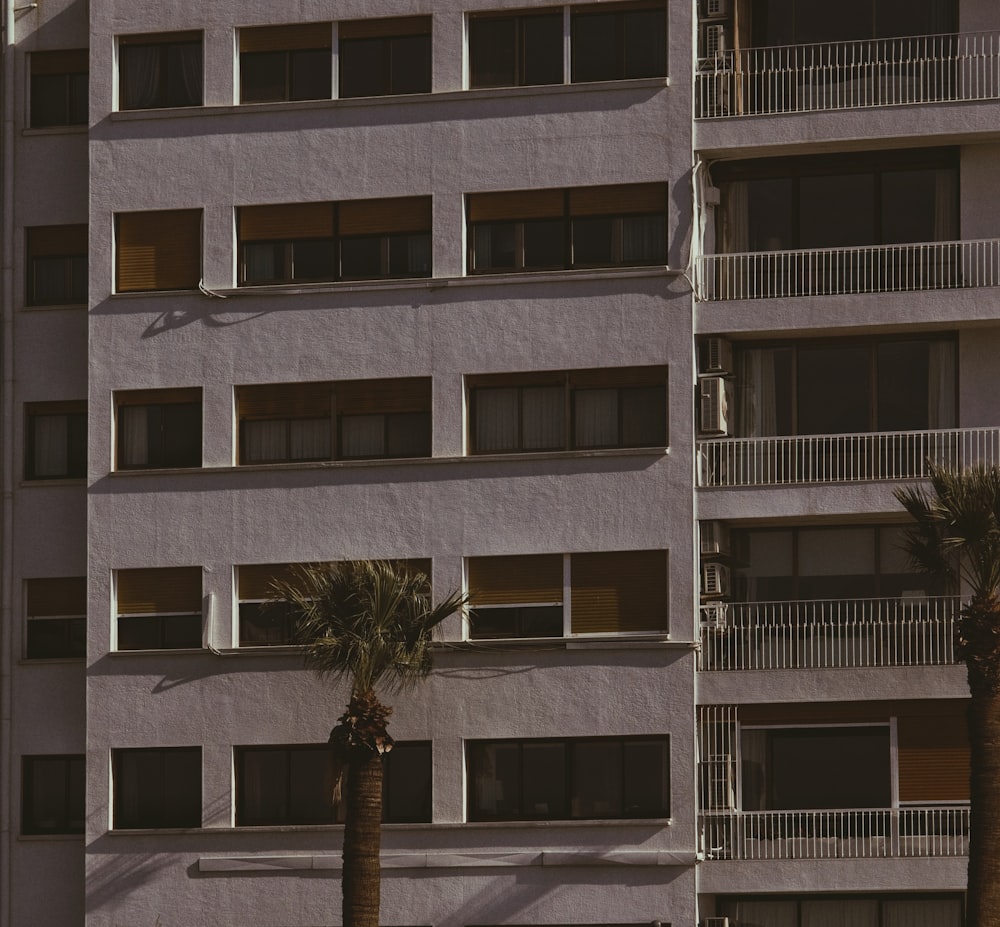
[339,16,431,40]
[117,567,201,615]
[239,22,332,52]
[116,210,201,292]
[26,577,86,617]
[338,197,431,236]
[570,550,666,634]
[336,377,431,414]
[238,382,332,419]
[31,49,88,74]
[898,716,970,802]
[116,388,201,407]
[468,190,565,222]
[119,31,201,46]
[28,225,87,257]
[469,554,562,606]
[467,370,567,389]
[573,1,665,13]
[569,365,668,389]
[26,400,86,417]
[569,183,668,216]
[470,6,561,20]
[238,563,303,601]
[239,203,334,241]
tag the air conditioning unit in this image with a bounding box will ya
[701,0,729,18]
[701,601,728,628]
[703,23,728,59]
[700,520,731,557]
[703,336,733,375]
[703,919,731,927]
[701,756,736,811]
[698,376,731,436]
[702,562,731,598]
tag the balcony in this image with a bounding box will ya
[698,426,1000,488]
[698,238,1000,301]
[699,597,959,671]
[701,805,970,860]
[696,32,1000,119]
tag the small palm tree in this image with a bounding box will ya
[895,463,1000,927]
[270,560,465,927]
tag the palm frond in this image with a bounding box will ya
[269,560,467,696]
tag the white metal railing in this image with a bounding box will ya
[701,806,970,860]
[699,597,959,671]
[697,426,1000,488]
[696,31,1000,118]
[699,239,1000,300]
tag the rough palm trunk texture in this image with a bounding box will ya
[342,748,383,927]
[966,690,1000,927]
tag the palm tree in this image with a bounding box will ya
[270,559,465,927]
[895,463,1000,927]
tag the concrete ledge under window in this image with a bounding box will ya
[199,848,698,873]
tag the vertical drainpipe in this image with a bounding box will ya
[0,0,15,923]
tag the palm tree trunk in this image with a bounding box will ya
[967,689,1000,927]
[342,747,383,927]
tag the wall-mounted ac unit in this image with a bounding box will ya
[701,755,736,810]
[698,376,731,436]
[700,520,731,557]
[703,23,728,59]
[704,919,731,927]
[703,336,733,375]
[702,562,731,598]
[701,0,729,19]
[701,602,728,628]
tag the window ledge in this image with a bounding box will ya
[22,302,87,311]
[109,648,207,657]
[20,477,86,488]
[435,636,695,652]
[107,76,670,124]
[18,832,85,841]
[21,124,88,137]
[19,657,85,666]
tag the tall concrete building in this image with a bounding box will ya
[1,0,996,923]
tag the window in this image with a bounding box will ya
[468,550,668,638]
[115,388,202,470]
[112,747,201,829]
[239,23,332,103]
[467,184,667,273]
[25,577,86,660]
[22,755,84,835]
[469,8,563,88]
[571,3,667,83]
[115,209,201,292]
[236,378,431,464]
[29,50,87,127]
[237,198,431,285]
[468,736,669,821]
[732,335,956,438]
[116,566,202,651]
[339,16,431,98]
[25,401,86,480]
[467,3,666,89]
[118,32,202,110]
[236,740,430,825]
[26,225,87,306]
[719,894,964,927]
[468,366,666,453]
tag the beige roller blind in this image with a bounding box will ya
[467,189,565,223]
[238,563,303,601]
[335,377,431,415]
[117,567,201,615]
[469,554,563,606]
[569,183,668,216]
[338,197,431,236]
[898,715,970,802]
[116,387,201,407]
[467,370,567,389]
[572,1,664,14]
[116,210,201,292]
[237,382,332,420]
[339,16,430,40]
[238,203,334,242]
[568,365,668,389]
[28,225,87,257]
[239,22,332,53]
[31,49,88,75]
[26,577,86,617]
[119,31,201,46]
[570,550,667,634]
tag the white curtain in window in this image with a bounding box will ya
[802,899,879,927]
[740,728,768,811]
[406,234,431,276]
[32,414,68,477]
[522,386,565,449]
[883,899,961,927]
[475,388,519,451]
[289,418,330,460]
[243,420,287,462]
[118,406,148,466]
[342,414,384,457]
[176,43,203,103]
[934,169,958,240]
[622,215,665,263]
[927,340,956,428]
[244,243,277,283]
[737,348,779,437]
[721,180,750,254]
[574,389,618,447]
[123,46,161,108]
